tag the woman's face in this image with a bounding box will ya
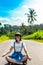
[15,36,20,42]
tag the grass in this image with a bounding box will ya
[22,30,43,43]
[30,39,43,43]
[0,35,9,42]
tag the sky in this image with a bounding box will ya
[0,0,43,26]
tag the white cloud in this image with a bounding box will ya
[8,16,28,26]
[0,17,9,21]
[0,17,10,26]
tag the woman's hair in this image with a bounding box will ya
[14,32,22,42]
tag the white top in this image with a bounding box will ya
[11,41,25,52]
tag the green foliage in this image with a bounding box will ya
[0,35,9,42]
[32,40,43,43]
[20,23,27,36]
[22,30,43,40]
[6,32,15,39]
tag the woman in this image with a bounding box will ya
[2,32,31,64]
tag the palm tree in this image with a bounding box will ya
[25,8,37,24]
[20,23,27,35]
[0,22,2,25]
[25,8,37,34]
[0,22,2,28]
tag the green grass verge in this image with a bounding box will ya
[30,39,43,43]
[0,35,9,42]
[22,30,43,40]
[22,30,43,43]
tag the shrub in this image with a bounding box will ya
[22,30,43,40]
[6,32,15,39]
[0,35,9,42]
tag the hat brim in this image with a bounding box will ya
[15,34,21,37]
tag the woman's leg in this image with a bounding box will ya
[5,56,17,63]
[5,56,23,64]
[21,55,28,62]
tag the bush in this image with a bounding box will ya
[0,35,9,42]
[6,32,15,39]
[22,30,43,40]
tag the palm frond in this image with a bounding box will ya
[34,15,37,16]
[34,17,37,21]
[28,18,30,22]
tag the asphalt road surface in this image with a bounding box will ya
[0,40,43,65]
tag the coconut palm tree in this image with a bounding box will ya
[20,23,27,35]
[25,8,37,24]
[0,22,2,28]
[0,22,2,25]
[25,8,37,34]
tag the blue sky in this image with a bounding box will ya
[0,0,43,25]
[0,0,23,17]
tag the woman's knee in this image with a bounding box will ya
[5,56,16,63]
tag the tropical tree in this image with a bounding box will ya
[0,22,2,28]
[0,23,2,25]
[20,23,27,35]
[25,8,37,24]
[25,8,37,34]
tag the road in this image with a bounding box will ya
[0,40,43,65]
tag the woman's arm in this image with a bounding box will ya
[2,46,13,57]
[24,46,31,61]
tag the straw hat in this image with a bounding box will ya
[15,32,21,37]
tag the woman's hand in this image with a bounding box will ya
[2,54,6,57]
[28,56,31,61]
[29,57,31,61]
